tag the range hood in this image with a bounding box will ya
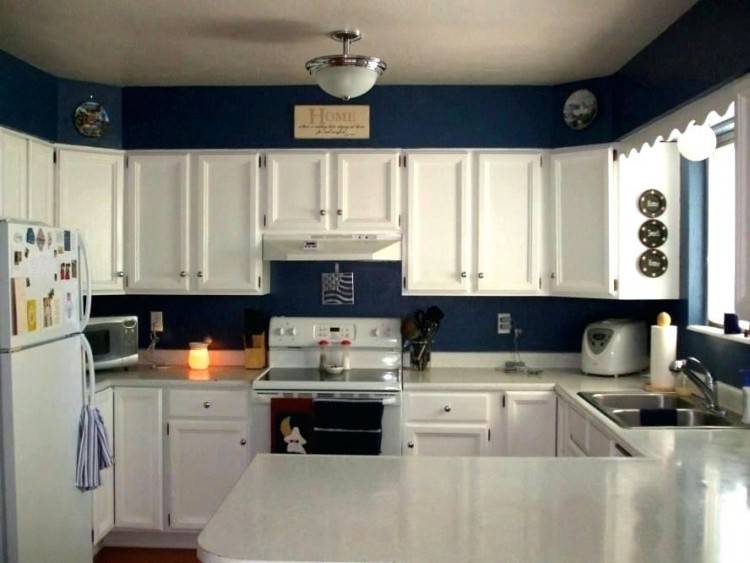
[263,233,401,261]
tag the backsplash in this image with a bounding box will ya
[92,261,682,352]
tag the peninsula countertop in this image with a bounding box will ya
[196,367,750,563]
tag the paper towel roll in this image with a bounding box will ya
[650,325,677,390]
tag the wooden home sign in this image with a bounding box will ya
[294,105,370,139]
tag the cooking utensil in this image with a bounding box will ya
[401,316,422,341]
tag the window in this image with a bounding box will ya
[706,120,739,326]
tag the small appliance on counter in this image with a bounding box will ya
[581,319,648,376]
[85,315,139,370]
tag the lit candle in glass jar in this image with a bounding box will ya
[188,342,210,370]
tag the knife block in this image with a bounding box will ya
[244,333,266,369]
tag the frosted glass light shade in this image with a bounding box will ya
[677,123,717,161]
[311,65,380,100]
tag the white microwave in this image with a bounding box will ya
[84,316,139,371]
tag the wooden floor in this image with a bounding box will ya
[95,547,200,563]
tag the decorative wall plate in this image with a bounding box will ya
[73,97,109,138]
[639,249,668,277]
[639,219,668,248]
[638,189,667,218]
[563,89,598,130]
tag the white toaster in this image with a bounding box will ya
[581,319,648,376]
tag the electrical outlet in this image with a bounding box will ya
[150,311,164,333]
[497,313,512,335]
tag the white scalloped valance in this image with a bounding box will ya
[619,74,750,156]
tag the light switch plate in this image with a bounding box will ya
[150,311,164,332]
[497,313,512,334]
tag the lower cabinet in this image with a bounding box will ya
[403,423,490,456]
[92,388,115,543]
[502,391,557,456]
[557,395,635,457]
[167,419,250,529]
[114,387,164,530]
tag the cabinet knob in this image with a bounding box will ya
[550,272,556,279]
[461,271,467,278]
[320,209,327,216]
[203,401,211,409]
[240,439,247,446]
[197,271,203,278]
[337,209,343,216]
[407,441,415,448]
[478,273,485,279]
[116,271,125,278]
[180,271,188,278]
[444,405,452,412]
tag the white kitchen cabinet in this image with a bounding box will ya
[403,423,490,456]
[126,152,191,292]
[57,147,125,293]
[264,151,329,231]
[404,151,471,294]
[92,388,115,544]
[167,419,250,529]
[114,387,164,530]
[475,152,543,294]
[0,129,28,220]
[503,391,557,456]
[549,146,617,298]
[27,139,55,225]
[194,152,267,294]
[335,151,400,231]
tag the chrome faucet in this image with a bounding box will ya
[669,357,725,415]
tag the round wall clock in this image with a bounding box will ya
[639,220,668,248]
[73,97,109,138]
[638,189,667,218]
[639,249,668,278]
[563,89,598,130]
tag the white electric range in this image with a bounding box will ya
[250,317,403,456]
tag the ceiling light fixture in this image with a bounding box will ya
[305,30,386,101]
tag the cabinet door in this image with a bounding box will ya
[0,130,28,219]
[476,152,542,293]
[127,153,190,292]
[92,388,115,544]
[168,420,250,529]
[195,152,264,293]
[403,423,489,456]
[264,151,329,231]
[405,152,471,293]
[57,149,125,292]
[550,147,616,297]
[503,391,557,456]
[114,388,163,530]
[335,151,400,231]
[27,139,55,225]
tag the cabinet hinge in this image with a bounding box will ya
[124,274,129,288]
[258,154,262,168]
[125,155,129,168]
[263,214,267,227]
[262,155,267,168]
[538,277,542,290]
[91,528,94,543]
[539,155,543,167]
[167,513,171,526]
[399,154,407,167]
[613,278,619,293]
[402,276,407,290]
[488,428,491,441]
[612,149,619,161]
[53,150,57,164]
[166,423,170,435]
[258,276,262,289]
[398,214,402,227]
[502,395,506,408]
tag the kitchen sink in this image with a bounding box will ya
[578,392,743,429]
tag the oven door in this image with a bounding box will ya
[250,390,402,458]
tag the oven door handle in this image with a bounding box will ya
[252,393,399,405]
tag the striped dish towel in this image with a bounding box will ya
[75,335,113,491]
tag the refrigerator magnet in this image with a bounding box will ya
[36,229,46,251]
[71,260,78,278]
[26,228,35,245]
[64,231,71,251]
[26,300,38,332]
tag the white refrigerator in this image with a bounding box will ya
[0,219,94,563]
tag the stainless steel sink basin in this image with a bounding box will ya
[578,392,743,429]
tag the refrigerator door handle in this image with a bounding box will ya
[79,233,93,331]
[81,335,96,405]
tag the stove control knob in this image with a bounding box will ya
[372,328,381,337]
[276,327,287,336]
[289,327,297,336]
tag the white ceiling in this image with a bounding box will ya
[0,0,698,87]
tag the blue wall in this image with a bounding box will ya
[0,50,57,140]
[92,261,682,352]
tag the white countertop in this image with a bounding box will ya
[95,365,267,391]
[197,367,750,563]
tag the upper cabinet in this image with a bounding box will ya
[126,152,191,293]
[405,152,471,294]
[27,139,55,225]
[404,151,543,296]
[264,151,330,231]
[194,152,266,294]
[263,150,401,233]
[57,146,125,293]
[0,130,29,220]
[549,146,617,298]
[335,151,400,231]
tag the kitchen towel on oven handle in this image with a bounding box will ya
[312,400,384,455]
[270,397,314,455]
